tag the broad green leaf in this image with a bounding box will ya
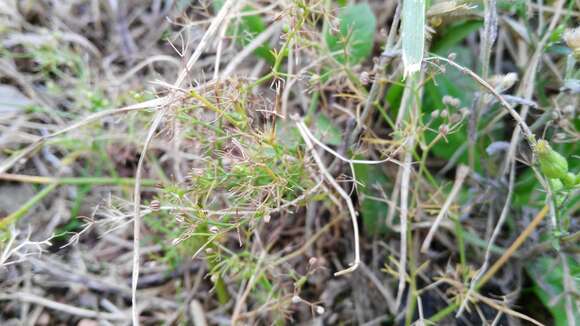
[275,120,302,151]
[325,3,376,65]
[353,162,390,234]
[527,256,580,325]
[430,20,483,54]
[313,113,342,146]
[275,114,341,149]
[402,0,425,77]
[385,79,405,120]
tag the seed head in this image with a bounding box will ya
[315,306,325,315]
[489,73,518,93]
[450,113,461,124]
[562,105,575,117]
[309,74,320,84]
[442,95,460,107]
[308,257,318,266]
[149,200,161,211]
[430,16,443,27]
[562,172,576,188]
[535,140,569,179]
[360,71,371,85]
[379,28,388,38]
[189,168,204,179]
[563,27,580,51]
[439,124,449,135]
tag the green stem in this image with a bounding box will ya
[0,173,157,187]
[0,183,58,230]
[305,91,320,122]
[453,215,468,281]
[245,16,305,92]
[429,301,460,323]
[207,256,230,305]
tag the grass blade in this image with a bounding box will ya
[402,0,425,77]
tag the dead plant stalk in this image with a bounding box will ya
[295,119,360,276]
[420,165,469,253]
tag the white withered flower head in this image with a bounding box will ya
[563,27,580,50]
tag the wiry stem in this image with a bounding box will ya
[295,118,360,276]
